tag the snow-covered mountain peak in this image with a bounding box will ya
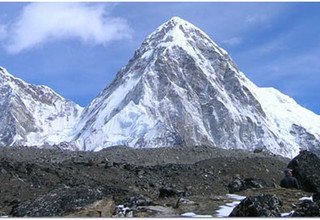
[136,16,230,72]
[0,67,83,148]
[72,16,320,157]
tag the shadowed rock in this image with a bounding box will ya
[291,200,320,217]
[287,150,320,192]
[229,194,282,217]
[159,187,186,198]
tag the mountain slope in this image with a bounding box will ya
[73,17,320,157]
[0,67,83,147]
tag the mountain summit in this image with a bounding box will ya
[72,17,320,157]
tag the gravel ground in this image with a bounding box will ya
[0,145,291,216]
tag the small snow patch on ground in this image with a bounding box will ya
[181,212,213,217]
[226,194,246,200]
[215,194,246,217]
[299,196,313,201]
[281,211,294,217]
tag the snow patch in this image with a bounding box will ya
[215,194,246,217]
[181,212,213,218]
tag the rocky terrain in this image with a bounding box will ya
[0,145,305,217]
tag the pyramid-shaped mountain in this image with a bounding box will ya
[72,17,320,157]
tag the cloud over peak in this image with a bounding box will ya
[1,3,132,54]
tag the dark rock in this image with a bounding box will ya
[254,148,264,153]
[104,162,113,168]
[228,178,244,193]
[0,211,8,216]
[287,150,320,192]
[72,157,94,166]
[10,186,106,217]
[123,164,135,171]
[229,194,282,217]
[159,187,186,198]
[125,194,153,207]
[244,178,264,189]
[291,200,320,217]
[313,192,320,203]
[227,177,264,193]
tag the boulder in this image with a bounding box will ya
[159,187,186,198]
[229,194,282,217]
[10,186,106,217]
[244,178,264,189]
[291,200,320,217]
[124,194,153,207]
[287,150,320,192]
[227,177,264,193]
[228,178,244,193]
[313,192,320,203]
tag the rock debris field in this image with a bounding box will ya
[0,145,318,217]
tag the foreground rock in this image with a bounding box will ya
[287,150,320,192]
[290,192,320,217]
[10,186,107,217]
[291,199,320,217]
[229,194,282,217]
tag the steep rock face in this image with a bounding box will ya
[73,17,320,157]
[0,67,83,147]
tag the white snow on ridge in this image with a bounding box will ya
[0,66,83,147]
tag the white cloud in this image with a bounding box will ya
[2,3,132,54]
[0,23,7,40]
[245,14,268,24]
[222,37,242,46]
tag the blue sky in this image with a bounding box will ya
[0,2,320,114]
